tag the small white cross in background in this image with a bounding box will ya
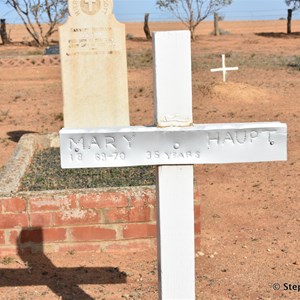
[211,54,239,82]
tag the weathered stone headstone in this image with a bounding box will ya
[59,0,129,128]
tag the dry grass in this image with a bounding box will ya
[20,148,155,191]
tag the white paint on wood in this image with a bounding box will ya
[156,165,195,300]
[153,31,193,127]
[60,122,288,168]
[153,30,195,300]
[210,54,239,82]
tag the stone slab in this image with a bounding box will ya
[59,0,129,128]
[0,133,59,194]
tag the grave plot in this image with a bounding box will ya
[60,30,287,299]
[0,11,297,300]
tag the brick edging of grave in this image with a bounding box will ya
[0,187,201,255]
[0,133,201,255]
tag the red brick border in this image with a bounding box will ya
[0,187,200,254]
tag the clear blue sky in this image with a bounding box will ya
[1,0,299,23]
[114,0,300,22]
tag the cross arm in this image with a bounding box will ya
[60,122,287,168]
[211,67,239,72]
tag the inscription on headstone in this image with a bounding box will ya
[59,0,129,128]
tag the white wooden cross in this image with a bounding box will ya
[60,31,287,299]
[210,54,239,82]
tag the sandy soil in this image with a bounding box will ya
[0,21,299,299]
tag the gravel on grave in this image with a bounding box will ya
[19,148,155,191]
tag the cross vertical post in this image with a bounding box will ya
[222,54,226,82]
[153,31,195,299]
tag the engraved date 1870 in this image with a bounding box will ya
[70,152,126,161]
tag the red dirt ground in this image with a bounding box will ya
[0,20,299,299]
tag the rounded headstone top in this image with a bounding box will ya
[68,0,113,17]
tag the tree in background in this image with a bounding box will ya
[285,0,300,10]
[0,19,9,44]
[5,0,67,46]
[144,13,152,40]
[285,0,300,33]
[156,0,232,40]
